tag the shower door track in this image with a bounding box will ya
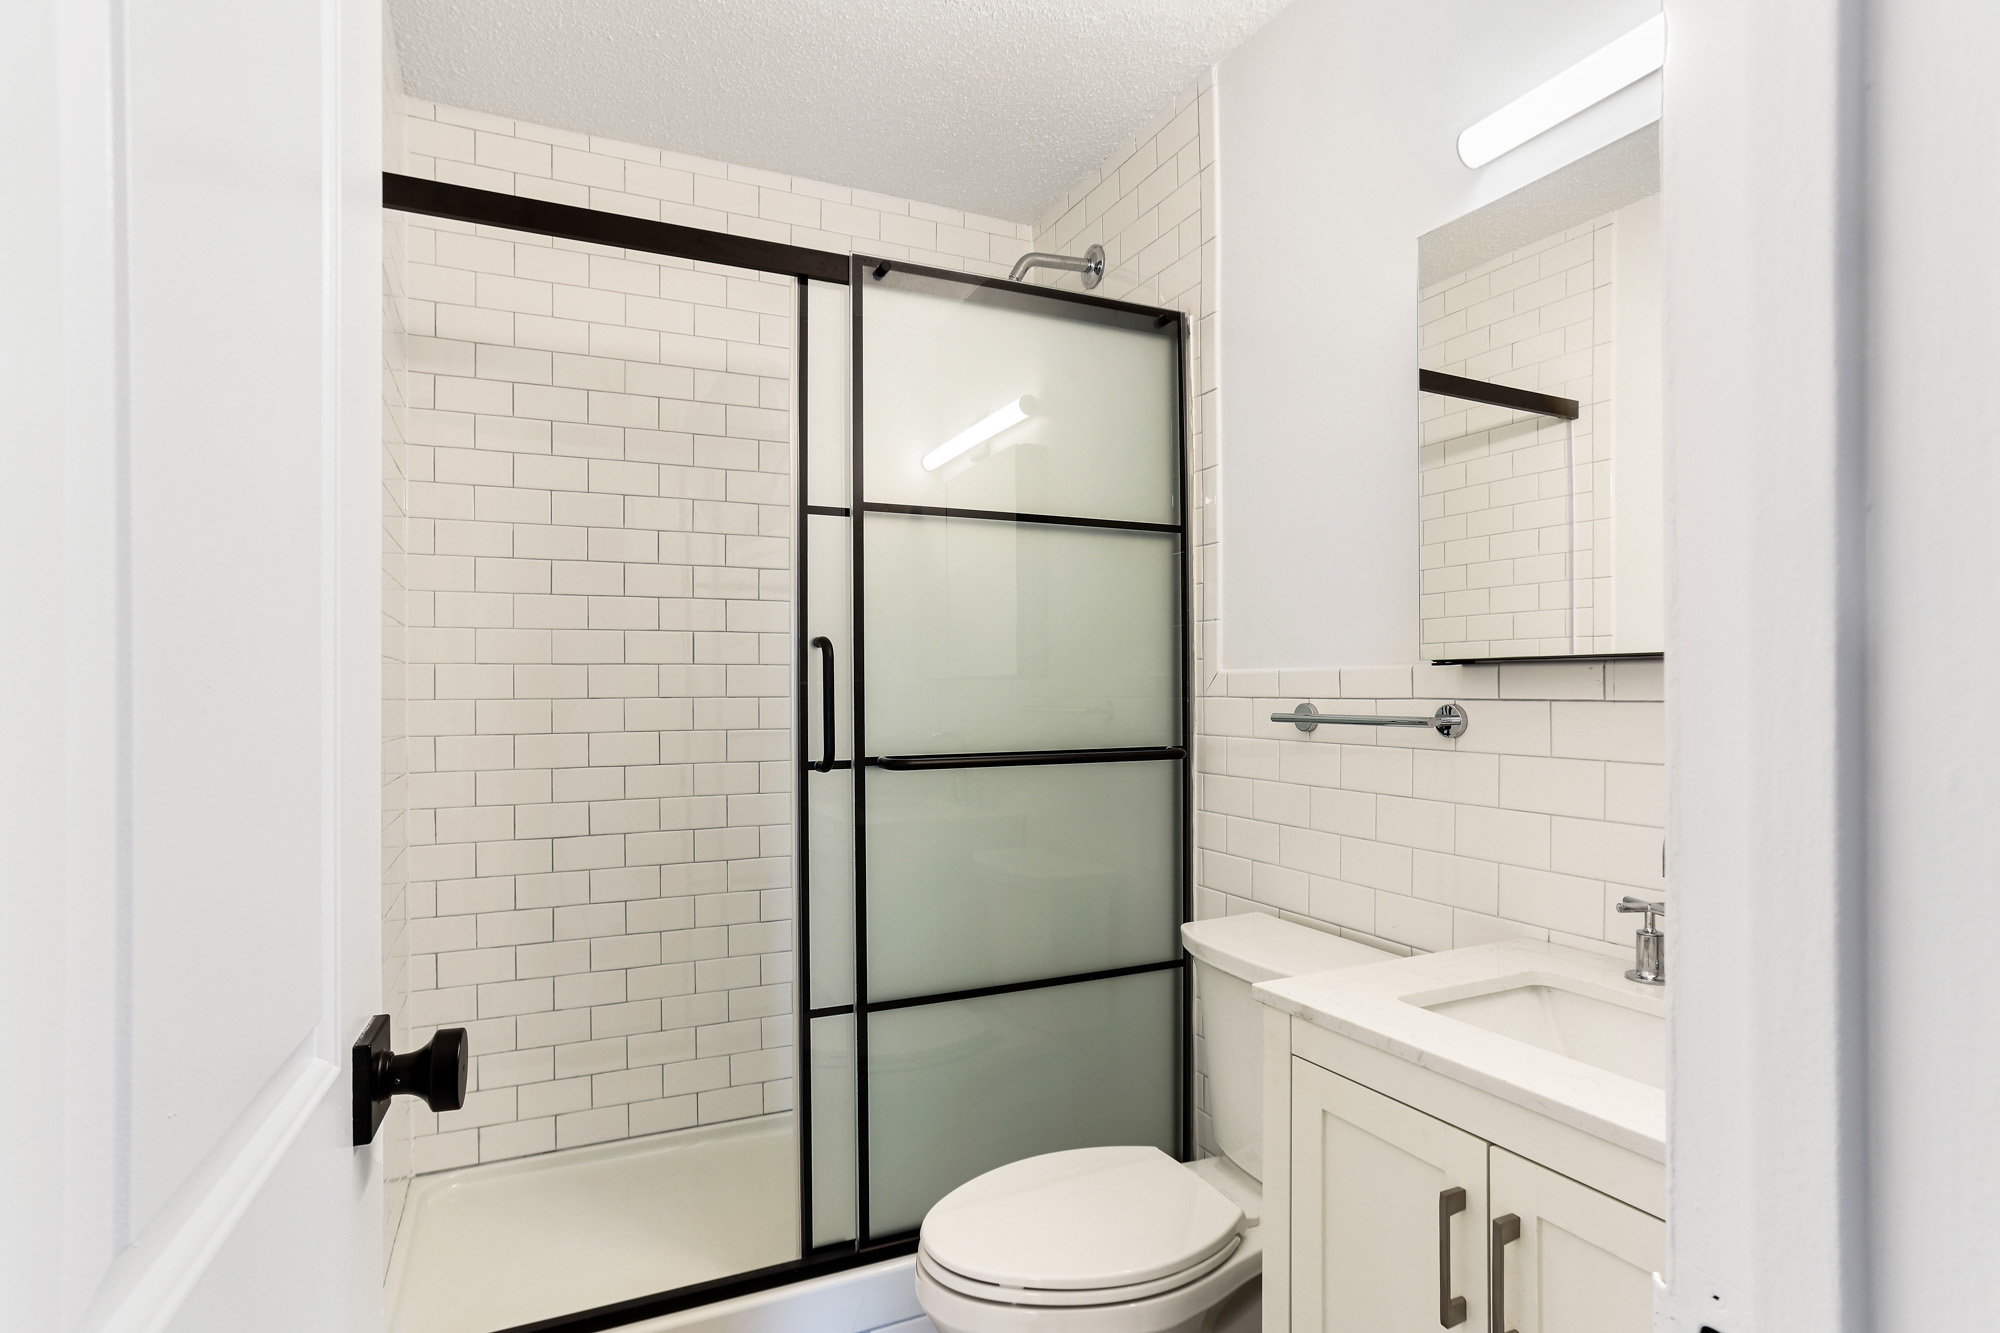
[384,175,1193,1333]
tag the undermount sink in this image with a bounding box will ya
[1419,980,1665,1090]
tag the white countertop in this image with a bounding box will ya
[1254,939,1667,1161]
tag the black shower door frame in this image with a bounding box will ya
[382,174,1191,1333]
[795,254,1193,1256]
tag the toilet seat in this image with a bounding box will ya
[914,1227,1263,1333]
[919,1146,1245,1299]
[918,1235,1242,1308]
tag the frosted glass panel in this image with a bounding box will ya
[865,970,1179,1237]
[861,273,1178,525]
[865,762,1180,1002]
[806,280,851,508]
[809,1014,857,1247]
[863,513,1179,755]
[806,768,853,1010]
[805,514,852,763]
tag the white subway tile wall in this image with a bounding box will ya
[1029,75,1216,686]
[1029,79,1665,1157]
[1416,216,1621,658]
[390,102,1033,1173]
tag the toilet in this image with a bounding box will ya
[914,914,1393,1333]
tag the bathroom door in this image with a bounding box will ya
[2,1,388,1328]
[798,258,1191,1247]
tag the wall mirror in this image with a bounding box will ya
[1417,126,1663,663]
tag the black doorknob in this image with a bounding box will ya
[352,1013,469,1146]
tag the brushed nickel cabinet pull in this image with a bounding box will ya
[1490,1213,1521,1333]
[1438,1186,1467,1327]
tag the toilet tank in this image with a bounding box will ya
[1181,915,1392,1182]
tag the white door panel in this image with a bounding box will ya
[2,0,387,1327]
[125,0,332,1230]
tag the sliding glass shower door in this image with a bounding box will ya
[798,259,1189,1250]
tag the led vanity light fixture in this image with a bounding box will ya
[921,395,1036,472]
[1457,13,1666,169]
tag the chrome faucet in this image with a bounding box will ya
[1616,897,1666,985]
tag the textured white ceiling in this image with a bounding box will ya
[388,0,1291,222]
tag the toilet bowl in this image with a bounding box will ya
[915,915,1393,1333]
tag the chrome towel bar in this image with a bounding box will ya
[1272,701,1469,739]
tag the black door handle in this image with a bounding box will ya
[352,1013,468,1146]
[810,636,835,772]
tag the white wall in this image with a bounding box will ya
[1034,70,1666,1161]
[1216,0,1661,668]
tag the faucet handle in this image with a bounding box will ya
[1617,897,1667,985]
[1616,896,1666,932]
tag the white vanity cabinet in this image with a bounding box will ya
[1255,941,1669,1333]
[1286,1060,1661,1333]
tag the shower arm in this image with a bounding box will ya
[1009,243,1106,290]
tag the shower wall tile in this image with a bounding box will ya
[393,101,1033,1175]
[1031,71,1664,1163]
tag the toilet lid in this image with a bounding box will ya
[920,1147,1244,1291]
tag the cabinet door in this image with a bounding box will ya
[1488,1148,1663,1333]
[1291,1060,1488,1332]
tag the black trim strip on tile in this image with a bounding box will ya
[383,173,853,283]
[869,745,1185,771]
[861,500,1179,534]
[1419,367,1581,421]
